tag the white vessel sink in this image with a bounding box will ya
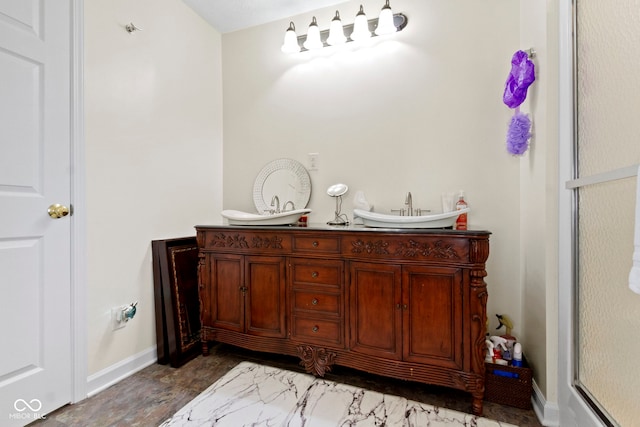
[221,209,311,226]
[353,208,469,229]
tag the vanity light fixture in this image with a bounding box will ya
[375,0,397,36]
[281,22,301,53]
[326,11,347,46]
[281,2,407,53]
[303,17,323,50]
[350,5,372,42]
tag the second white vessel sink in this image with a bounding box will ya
[221,209,311,226]
[353,208,469,229]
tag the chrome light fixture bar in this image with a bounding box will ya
[281,2,408,53]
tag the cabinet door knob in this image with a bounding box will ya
[311,271,318,278]
[312,298,319,305]
[312,241,319,247]
[312,325,319,332]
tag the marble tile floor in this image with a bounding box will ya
[31,343,542,427]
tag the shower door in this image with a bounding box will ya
[569,0,640,425]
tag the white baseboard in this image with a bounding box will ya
[532,379,560,426]
[86,346,157,398]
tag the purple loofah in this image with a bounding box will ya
[503,50,535,108]
[506,111,532,155]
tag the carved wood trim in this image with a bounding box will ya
[448,370,485,414]
[471,289,489,376]
[251,235,283,249]
[296,345,337,377]
[449,371,484,393]
[210,232,249,249]
[394,239,460,259]
[470,238,490,263]
[469,240,489,380]
[351,238,461,259]
[197,254,207,342]
[209,233,285,250]
[351,239,390,255]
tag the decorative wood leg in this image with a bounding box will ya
[296,345,337,377]
[469,238,489,417]
[449,372,485,417]
[471,393,483,416]
[201,340,209,356]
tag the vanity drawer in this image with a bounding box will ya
[292,290,340,315]
[292,235,341,254]
[291,316,343,346]
[289,259,343,289]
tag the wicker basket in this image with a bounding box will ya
[484,355,533,409]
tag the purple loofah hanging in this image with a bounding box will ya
[503,50,535,108]
[506,111,532,155]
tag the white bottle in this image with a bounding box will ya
[512,342,523,367]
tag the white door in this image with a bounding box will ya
[0,1,73,425]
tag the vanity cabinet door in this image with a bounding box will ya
[200,253,286,338]
[203,253,244,333]
[349,262,403,360]
[402,265,463,369]
[245,256,287,338]
[350,262,464,368]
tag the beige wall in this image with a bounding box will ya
[222,0,528,383]
[84,0,223,375]
[519,1,559,402]
[80,0,562,410]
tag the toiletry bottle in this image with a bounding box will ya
[512,342,523,367]
[455,191,467,230]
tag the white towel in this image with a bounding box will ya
[629,165,640,294]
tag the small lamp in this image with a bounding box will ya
[327,183,350,225]
[281,22,300,53]
[327,11,347,46]
[350,5,371,42]
[375,0,397,36]
[303,17,323,50]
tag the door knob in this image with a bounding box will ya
[48,204,70,219]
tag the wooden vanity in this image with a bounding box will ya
[195,224,490,415]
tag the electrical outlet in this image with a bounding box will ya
[308,153,319,171]
[112,306,127,330]
[112,302,138,330]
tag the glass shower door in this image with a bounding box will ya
[572,0,640,425]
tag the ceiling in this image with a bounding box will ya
[181,0,350,34]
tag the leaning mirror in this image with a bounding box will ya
[253,159,311,213]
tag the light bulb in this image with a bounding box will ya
[350,5,371,42]
[303,17,323,50]
[281,22,300,53]
[375,0,397,36]
[327,11,346,46]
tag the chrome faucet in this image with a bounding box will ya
[391,192,429,216]
[405,192,413,216]
[282,200,295,212]
[270,195,280,213]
